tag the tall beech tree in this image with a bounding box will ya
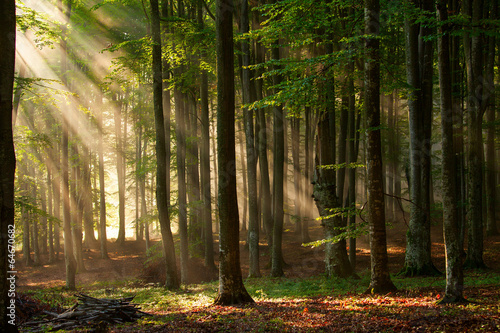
[150,0,180,290]
[271,37,285,278]
[0,0,16,331]
[59,0,77,290]
[463,0,487,269]
[436,0,464,303]
[239,0,260,278]
[214,0,253,305]
[364,0,397,293]
[401,0,440,277]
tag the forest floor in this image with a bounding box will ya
[16,213,500,332]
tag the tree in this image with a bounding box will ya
[364,0,397,294]
[401,0,440,277]
[59,0,77,290]
[436,0,465,303]
[239,0,260,278]
[213,0,253,305]
[150,0,180,290]
[97,97,109,259]
[271,32,285,279]
[0,0,17,330]
[484,0,498,237]
[463,0,487,269]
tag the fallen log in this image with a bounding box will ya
[20,293,149,331]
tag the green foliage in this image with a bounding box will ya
[17,1,61,49]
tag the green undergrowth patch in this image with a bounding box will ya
[23,269,500,313]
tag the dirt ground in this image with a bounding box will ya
[16,211,500,292]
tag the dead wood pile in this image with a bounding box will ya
[21,293,149,331]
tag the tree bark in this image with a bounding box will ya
[151,0,180,289]
[313,112,355,279]
[436,0,465,303]
[463,0,487,269]
[214,0,253,305]
[113,94,126,246]
[271,38,285,278]
[239,0,260,278]
[197,0,216,271]
[364,0,397,293]
[401,0,440,277]
[97,96,109,259]
[484,0,498,237]
[0,1,17,330]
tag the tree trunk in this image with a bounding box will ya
[252,23,273,248]
[31,172,41,266]
[82,146,97,247]
[47,169,55,263]
[213,0,253,305]
[174,88,189,283]
[271,38,285,278]
[59,0,77,289]
[200,46,216,272]
[463,0,486,269]
[114,94,126,246]
[151,0,180,289]
[0,1,17,330]
[71,146,86,272]
[97,96,109,259]
[313,111,355,279]
[436,0,465,303]
[485,0,498,237]
[364,0,397,293]
[401,0,440,277]
[347,63,357,269]
[291,117,301,235]
[237,121,248,233]
[302,106,312,243]
[239,0,260,278]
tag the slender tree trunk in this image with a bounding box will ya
[271,37,285,278]
[485,0,498,236]
[436,0,465,303]
[200,45,216,272]
[239,0,260,278]
[401,0,439,276]
[59,0,77,289]
[114,95,126,246]
[31,173,41,266]
[47,169,55,262]
[364,0,397,293]
[302,106,312,243]
[253,33,273,248]
[82,146,96,247]
[237,121,248,233]
[40,179,48,255]
[347,63,357,269]
[53,143,61,260]
[314,111,355,279]
[291,117,301,234]
[0,1,17,330]
[174,88,189,283]
[213,0,253,305]
[151,0,180,289]
[97,96,109,259]
[71,146,85,272]
[463,0,487,269]
[196,0,216,271]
